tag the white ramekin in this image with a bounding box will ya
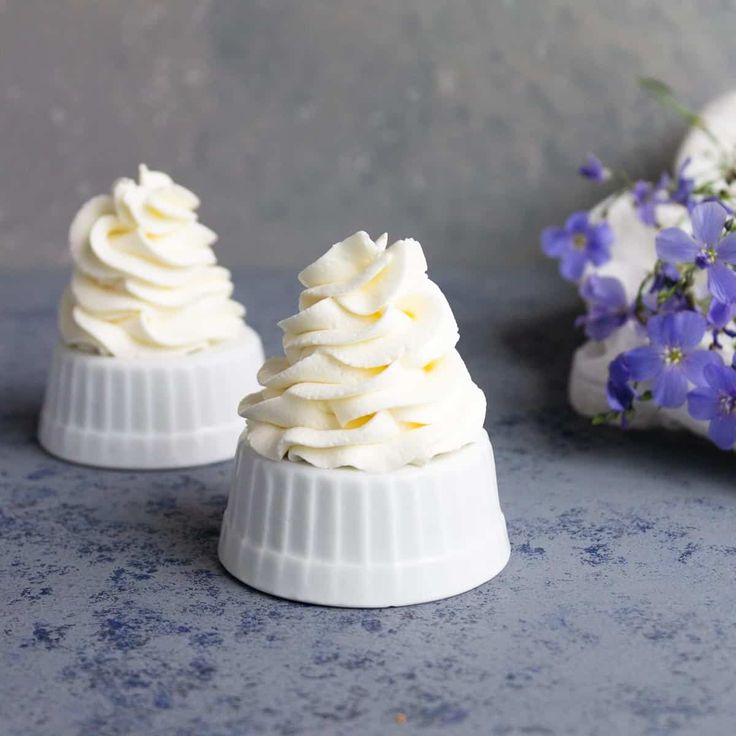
[38,328,264,469]
[218,430,510,607]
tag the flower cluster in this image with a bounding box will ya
[542,143,736,451]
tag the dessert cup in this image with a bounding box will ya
[41,164,263,469]
[219,430,509,607]
[222,231,508,606]
[39,327,264,469]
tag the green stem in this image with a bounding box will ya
[639,77,726,156]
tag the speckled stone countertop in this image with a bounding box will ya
[3,269,736,736]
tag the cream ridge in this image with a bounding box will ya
[240,231,487,472]
[59,165,245,357]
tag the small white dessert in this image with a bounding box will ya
[220,232,509,607]
[39,165,264,469]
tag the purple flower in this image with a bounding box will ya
[669,158,695,207]
[707,299,735,329]
[541,212,614,282]
[632,176,668,227]
[640,262,689,316]
[697,195,734,215]
[661,262,681,283]
[624,311,721,408]
[576,275,629,340]
[578,154,611,183]
[640,290,690,319]
[656,200,736,304]
[648,262,679,293]
[607,354,635,414]
[687,363,736,449]
[632,163,692,224]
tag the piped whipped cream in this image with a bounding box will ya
[59,165,246,357]
[240,231,486,472]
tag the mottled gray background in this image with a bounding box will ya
[2,0,736,272]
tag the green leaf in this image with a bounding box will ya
[639,77,675,98]
[592,413,608,426]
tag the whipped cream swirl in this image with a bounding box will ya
[60,165,246,357]
[240,231,486,472]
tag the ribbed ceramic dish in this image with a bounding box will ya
[38,327,264,469]
[219,430,510,607]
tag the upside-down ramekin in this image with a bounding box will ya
[38,327,264,469]
[218,430,510,607]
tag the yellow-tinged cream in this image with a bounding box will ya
[240,231,486,472]
[59,165,245,357]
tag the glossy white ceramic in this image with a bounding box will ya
[219,430,509,607]
[39,328,264,469]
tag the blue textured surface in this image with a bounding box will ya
[2,269,736,736]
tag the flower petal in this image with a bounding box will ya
[606,355,635,412]
[681,349,722,386]
[580,275,627,309]
[607,379,635,412]
[625,346,661,381]
[646,314,670,348]
[584,311,627,341]
[609,355,631,385]
[717,233,736,264]
[707,299,733,328]
[559,249,587,282]
[655,228,699,264]
[541,227,572,257]
[708,415,736,450]
[633,180,652,205]
[647,312,705,349]
[704,363,736,394]
[637,203,658,227]
[708,263,736,304]
[588,221,614,249]
[652,367,688,408]
[687,387,721,420]
[691,200,729,246]
[579,154,610,183]
[672,311,707,350]
[565,211,590,233]
[670,159,694,206]
[585,223,614,265]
